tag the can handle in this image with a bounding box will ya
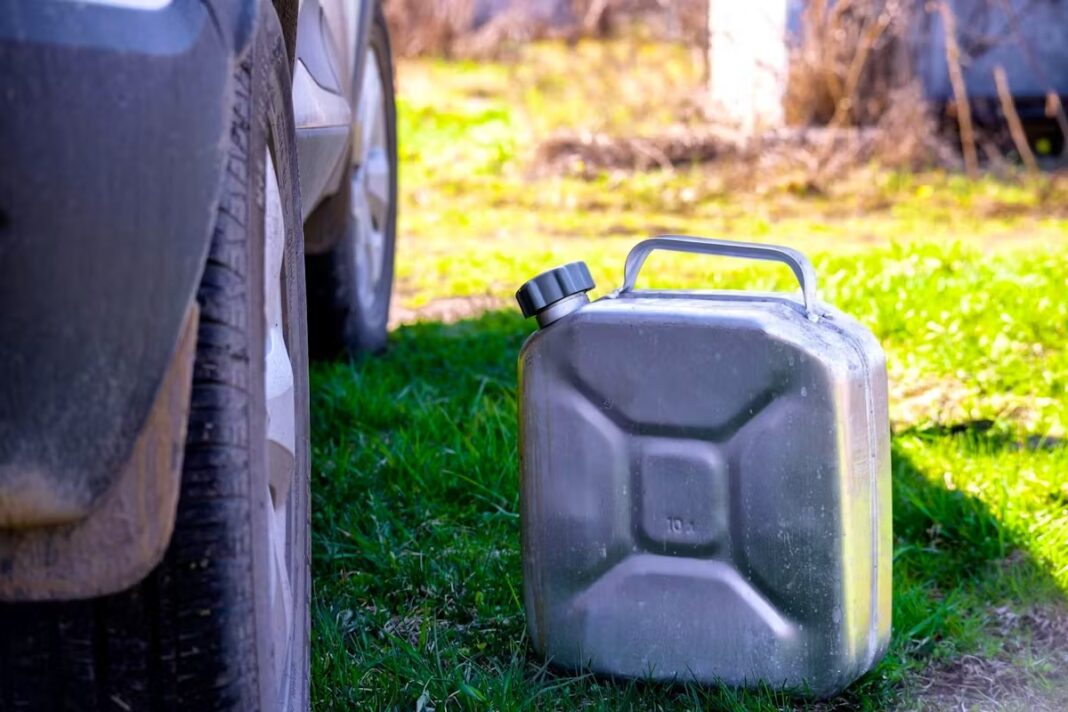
[621,235,819,318]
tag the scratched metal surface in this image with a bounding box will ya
[518,290,891,697]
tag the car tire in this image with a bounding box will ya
[306,3,398,357]
[0,4,310,711]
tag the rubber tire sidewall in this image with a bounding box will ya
[251,5,311,711]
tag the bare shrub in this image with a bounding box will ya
[382,0,475,58]
[535,127,728,175]
[383,0,708,58]
[456,5,569,58]
[867,83,956,170]
[577,0,708,46]
[534,112,954,185]
[784,0,916,127]
[775,0,959,181]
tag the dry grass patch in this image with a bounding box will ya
[389,295,509,329]
[913,604,1068,711]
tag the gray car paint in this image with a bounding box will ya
[0,0,378,596]
[0,0,248,526]
[294,0,374,221]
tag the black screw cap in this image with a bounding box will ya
[515,262,595,318]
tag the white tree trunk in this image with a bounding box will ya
[707,0,789,134]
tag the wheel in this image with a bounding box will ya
[0,4,311,710]
[306,3,398,357]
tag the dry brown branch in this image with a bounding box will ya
[994,65,1038,172]
[829,3,895,126]
[1045,91,1068,159]
[938,1,979,178]
[581,0,612,35]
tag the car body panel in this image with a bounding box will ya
[0,305,197,601]
[0,0,378,598]
[294,0,373,220]
[0,0,252,529]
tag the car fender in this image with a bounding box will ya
[0,0,260,599]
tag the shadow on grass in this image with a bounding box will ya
[882,433,1067,711]
[309,310,1066,712]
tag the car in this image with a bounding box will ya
[0,0,397,709]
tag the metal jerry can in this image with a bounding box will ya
[515,236,891,697]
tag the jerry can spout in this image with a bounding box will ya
[535,293,589,327]
[515,262,595,329]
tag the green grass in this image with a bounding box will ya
[392,44,1068,309]
[309,41,1068,710]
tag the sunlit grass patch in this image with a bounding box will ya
[311,40,1068,711]
[308,315,1067,710]
[394,43,1068,319]
[311,241,1068,710]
